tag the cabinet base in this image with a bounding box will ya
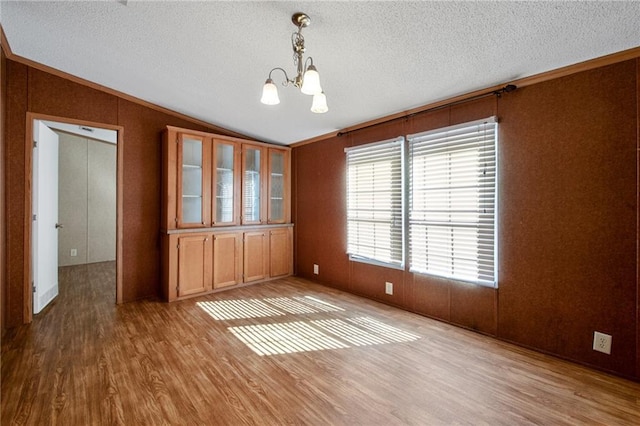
[165,273,293,303]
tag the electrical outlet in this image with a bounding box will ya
[593,331,612,355]
[70,249,77,257]
[313,264,319,275]
[385,281,393,295]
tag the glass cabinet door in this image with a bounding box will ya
[177,134,209,227]
[213,141,238,225]
[268,149,286,223]
[242,145,264,224]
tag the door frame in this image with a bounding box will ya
[24,112,124,323]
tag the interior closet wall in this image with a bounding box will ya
[57,132,116,266]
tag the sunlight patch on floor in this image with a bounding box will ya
[197,296,343,321]
[199,295,421,356]
[263,297,319,314]
[296,296,344,312]
[228,321,349,356]
[228,316,420,356]
[311,318,418,346]
[197,299,284,320]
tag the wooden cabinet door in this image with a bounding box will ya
[176,133,211,228]
[243,231,268,282]
[212,139,241,226]
[213,232,242,288]
[241,144,267,225]
[269,227,292,277]
[267,148,290,224]
[177,234,212,297]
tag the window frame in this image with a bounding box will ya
[345,137,405,269]
[407,117,498,287]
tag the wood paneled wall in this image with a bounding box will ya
[1,45,638,380]
[292,60,639,380]
[1,57,244,327]
[1,48,6,333]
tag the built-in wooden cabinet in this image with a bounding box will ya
[268,148,290,224]
[164,130,242,229]
[176,233,212,297]
[177,133,210,228]
[162,126,293,302]
[269,227,293,277]
[162,226,293,301]
[243,231,269,282]
[242,144,268,225]
[213,232,242,289]
[213,139,241,226]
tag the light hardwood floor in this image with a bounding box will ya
[2,262,639,425]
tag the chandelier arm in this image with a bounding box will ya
[268,67,293,86]
[303,56,314,73]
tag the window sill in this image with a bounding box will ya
[410,268,497,288]
[348,255,404,271]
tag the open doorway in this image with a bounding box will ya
[25,113,123,322]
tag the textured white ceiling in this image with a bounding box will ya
[2,1,639,145]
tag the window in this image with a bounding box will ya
[408,118,497,286]
[345,138,404,267]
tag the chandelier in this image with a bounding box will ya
[260,12,328,113]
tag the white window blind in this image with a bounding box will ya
[408,118,497,286]
[346,138,404,267]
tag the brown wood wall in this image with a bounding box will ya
[1,48,638,380]
[293,60,640,380]
[1,48,6,332]
[1,57,243,327]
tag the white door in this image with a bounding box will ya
[32,120,59,314]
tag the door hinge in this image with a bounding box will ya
[33,214,37,221]
[32,283,36,293]
[177,244,180,249]
[33,140,37,148]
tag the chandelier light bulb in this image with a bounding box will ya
[260,79,280,105]
[311,92,328,113]
[301,65,322,95]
